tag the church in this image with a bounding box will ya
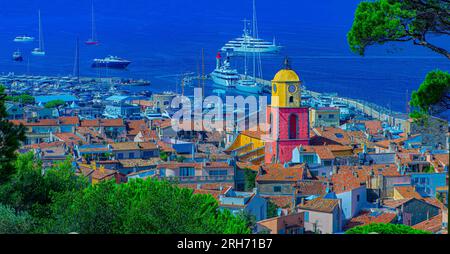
[264,59,310,163]
[225,59,310,165]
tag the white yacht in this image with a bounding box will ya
[221,33,281,55]
[13,36,35,43]
[221,3,281,56]
[210,52,239,87]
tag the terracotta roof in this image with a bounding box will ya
[361,120,383,135]
[296,181,327,196]
[297,197,340,213]
[256,164,306,182]
[331,168,366,194]
[344,210,397,230]
[241,129,268,140]
[80,118,124,127]
[59,116,80,125]
[11,119,57,126]
[394,186,422,200]
[126,120,147,136]
[383,198,434,210]
[434,153,449,167]
[23,141,65,150]
[118,158,161,168]
[157,141,175,153]
[311,127,355,146]
[53,132,84,146]
[236,161,261,171]
[412,213,443,233]
[110,142,157,151]
[157,162,202,170]
[265,196,294,209]
[374,137,407,149]
[92,168,117,181]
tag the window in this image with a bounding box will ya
[273,186,281,192]
[328,114,334,119]
[304,212,309,222]
[210,170,227,176]
[289,96,294,103]
[143,151,153,158]
[288,114,299,139]
[180,167,195,177]
[117,153,124,159]
[129,152,135,159]
[318,115,322,119]
[356,194,360,202]
[303,154,315,164]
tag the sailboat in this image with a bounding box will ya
[31,10,45,56]
[85,0,99,45]
[12,50,23,62]
[236,0,263,94]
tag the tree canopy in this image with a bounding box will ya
[0,86,26,184]
[44,179,250,234]
[348,0,450,59]
[6,94,35,105]
[410,69,450,116]
[44,99,66,109]
[345,223,431,234]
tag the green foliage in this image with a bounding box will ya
[0,86,26,184]
[44,99,65,109]
[44,178,250,234]
[423,165,435,173]
[6,94,35,105]
[410,70,450,116]
[243,168,257,191]
[348,0,449,58]
[345,223,431,234]
[159,151,168,161]
[266,199,279,219]
[175,155,185,163]
[0,152,87,218]
[0,204,34,234]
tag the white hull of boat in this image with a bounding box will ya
[210,74,237,88]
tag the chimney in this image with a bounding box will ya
[332,166,339,175]
[258,166,266,176]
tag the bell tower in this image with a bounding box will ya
[265,58,310,164]
[271,58,302,108]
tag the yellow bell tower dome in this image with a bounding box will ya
[271,58,302,108]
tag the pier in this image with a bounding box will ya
[256,76,409,127]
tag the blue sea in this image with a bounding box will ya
[0,0,449,112]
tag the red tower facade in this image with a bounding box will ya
[264,61,310,164]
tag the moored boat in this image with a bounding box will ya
[91,56,131,69]
[12,50,24,62]
[13,36,35,43]
[210,52,239,87]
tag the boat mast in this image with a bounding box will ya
[242,19,249,77]
[91,0,96,41]
[202,48,205,97]
[73,37,80,82]
[252,0,256,81]
[38,9,43,50]
[252,0,263,80]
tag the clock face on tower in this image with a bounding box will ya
[288,84,297,94]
